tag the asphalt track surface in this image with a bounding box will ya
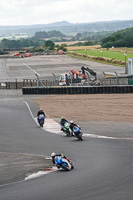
[0,56,133,199]
[3,54,125,81]
[0,95,133,200]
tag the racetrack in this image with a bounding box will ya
[0,91,133,200]
[0,55,133,199]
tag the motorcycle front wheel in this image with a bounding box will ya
[77,133,83,141]
[61,162,71,171]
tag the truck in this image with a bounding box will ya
[59,66,99,86]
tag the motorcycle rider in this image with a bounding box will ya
[69,120,80,134]
[51,152,71,169]
[60,117,69,131]
[37,108,45,122]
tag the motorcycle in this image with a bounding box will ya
[62,122,73,137]
[38,114,45,127]
[54,156,74,171]
[72,125,83,141]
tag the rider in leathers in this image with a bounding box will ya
[51,152,70,169]
[37,108,45,122]
[60,117,69,131]
[37,108,45,117]
[69,120,80,134]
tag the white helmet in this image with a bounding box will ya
[51,152,56,157]
[70,120,74,124]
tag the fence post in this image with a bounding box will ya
[114,71,119,85]
[23,79,25,87]
[15,79,17,89]
[6,82,8,89]
[30,79,32,87]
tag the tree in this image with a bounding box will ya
[57,44,67,52]
[76,33,82,40]
[35,30,65,39]
[45,40,55,50]
[35,31,48,38]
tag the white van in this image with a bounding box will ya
[59,73,71,86]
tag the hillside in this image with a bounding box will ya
[102,27,133,47]
[0,20,133,37]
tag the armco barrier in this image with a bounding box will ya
[22,85,133,95]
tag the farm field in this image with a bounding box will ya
[67,45,133,54]
[0,35,28,41]
[55,41,86,45]
[72,49,133,62]
[67,45,101,50]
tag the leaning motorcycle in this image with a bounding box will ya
[62,122,73,137]
[72,126,83,141]
[54,156,74,171]
[38,114,45,127]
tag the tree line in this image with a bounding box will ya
[0,38,55,51]
[0,27,133,51]
[101,27,133,48]
[35,30,65,38]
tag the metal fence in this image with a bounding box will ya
[0,79,59,89]
[0,77,133,89]
[100,77,129,86]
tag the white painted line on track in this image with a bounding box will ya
[83,133,116,139]
[23,63,40,77]
[23,101,35,120]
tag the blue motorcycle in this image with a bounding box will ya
[54,156,74,171]
[73,126,83,141]
[38,114,45,127]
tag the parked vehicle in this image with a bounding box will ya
[59,66,99,86]
[12,53,21,57]
[24,53,32,57]
[38,114,45,127]
[54,156,74,171]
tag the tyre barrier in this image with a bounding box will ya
[22,85,133,95]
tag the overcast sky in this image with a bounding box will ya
[0,0,132,26]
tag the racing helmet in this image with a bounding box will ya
[40,108,43,111]
[51,152,56,157]
[61,116,65,120]
[70,120,74,124]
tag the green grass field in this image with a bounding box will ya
[74,49,133,62]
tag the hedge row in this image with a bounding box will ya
[68,52,125,65]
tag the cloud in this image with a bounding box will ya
[0,0,132,25]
